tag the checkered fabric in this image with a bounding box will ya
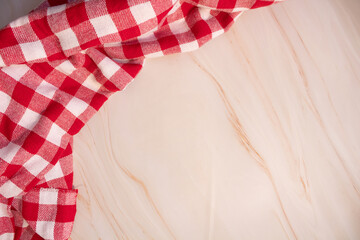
[0,0,285,239]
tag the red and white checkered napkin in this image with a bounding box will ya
[0,0,284,239]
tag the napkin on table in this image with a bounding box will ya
[0,0,285,239]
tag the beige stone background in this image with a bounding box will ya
[1,0,360,239]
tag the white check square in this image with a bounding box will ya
[47,123,66,147]
[0,91,11,113]
[145,51,164,58]
[90,15,118,37]
[130,2,157,24]
[47,4,66,15]
[55,60,76,75]
[55,28,80,50]
[23,155,49,176]
[10,15,30,27]
[36,80,57,99]
[1,64,30,81]
[36,221,55,239]
[18,108,41,130]
[66,97,88,117]
[179,41,199,53]
[0,233,14,239]
[0,142,21,163]
[0,54,5,67]
[22,220,29,228]
[39,189,58,205]
[98,57,120,79]
[82,73,102,92]
[0,203,11,217]
[44,161,64,182]
[168,19,189,34]
[0,180,22,198]
[211,29,225,39]
[198,7,211,21]
[20,41,47,62]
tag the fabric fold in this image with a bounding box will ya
[0,0,285,239]
[11,188,78,240]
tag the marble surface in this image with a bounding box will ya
[1,0,360,239]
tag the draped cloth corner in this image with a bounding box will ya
[0,0,285,239]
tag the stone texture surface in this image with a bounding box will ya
[1,0,359,239]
